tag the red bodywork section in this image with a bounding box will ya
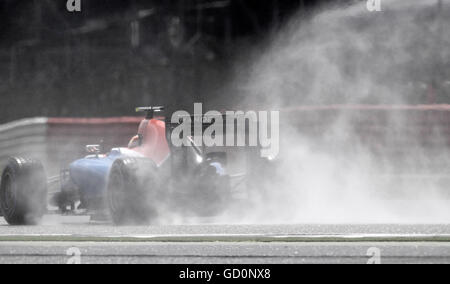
[129,118,170,165]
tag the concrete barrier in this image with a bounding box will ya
[0,117,141,176]
[0,117,49,173]
[0,105,448,181]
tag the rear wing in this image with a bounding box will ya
[136,106,164,119]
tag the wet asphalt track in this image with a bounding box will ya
[1,241,449,264]
[0,217,450,263]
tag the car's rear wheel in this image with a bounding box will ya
[0,157,47,225]
[107,158,159,225]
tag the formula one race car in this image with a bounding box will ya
[0,107,265,225]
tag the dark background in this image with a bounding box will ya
[0,0,356,123]
[3,0,448,123]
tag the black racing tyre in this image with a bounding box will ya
[107,158,159,225]
[0,157,48,225]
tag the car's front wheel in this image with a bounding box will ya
[107,158,159,225]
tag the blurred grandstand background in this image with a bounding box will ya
[0,0,348,123]
[0,0,448,120]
